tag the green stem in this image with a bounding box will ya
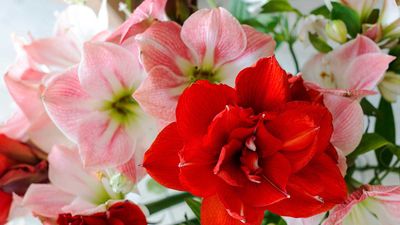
[288,42,300,73]
[369,159,400,184]
[145,192,193,214]
[207,0,217,8]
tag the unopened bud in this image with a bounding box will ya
[325,20,348,43]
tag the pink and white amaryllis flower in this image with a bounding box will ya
[302,35,394,156]
[1,2,109,152]
[22,146,138,219]
[43,42,153,169]
[107,0,168,44]
[323,185,400,225]
[133,7,275,123]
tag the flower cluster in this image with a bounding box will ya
[1,0,400,225]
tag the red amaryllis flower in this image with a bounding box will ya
[143,57,347,224]
[57,201,147,225]
[0,134,48,223]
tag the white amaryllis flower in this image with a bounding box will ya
[380,0,400,39]
[298,15,328,45]
[379,71,400,102]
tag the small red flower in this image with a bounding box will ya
[57,201,147,225]
[143,57,347,224]
[0,134,48,224]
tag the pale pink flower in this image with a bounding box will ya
[1,2,109,152]
[323,185,400,225]
[134,7,275,123]
[302,35,394,156]
[22,146,138,218]
[107,0,168,44]
[43,42,154,168]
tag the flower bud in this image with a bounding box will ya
[325,20,348,43]
[379,71,400,102]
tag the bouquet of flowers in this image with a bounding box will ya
[1,0,399,224]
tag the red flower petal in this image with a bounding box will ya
[235,56,289,114]
[0,191,12,224]
[237,153,291,207]
[179,142,220,197]
[267,101,333,172]
[201,195,263,225]
[143,123,185,191]
[0,134,38,164]
[108,201,147,225]
[176,80,237,140]
[265,153,346,217]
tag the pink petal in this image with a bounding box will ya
[133,66,188,123]
[77,111,135,168]
[61,197,104,216]
[23,37,81,72]
[43,67,96,142]
[4,75,43,120]
[22,184,75,218]
[136,21,193,75]
[180,7,246,68]
[329,35,392,90]
[218,25,275,84]
[107,0,168,43]
[324,94,364,155]
[302,54,331,88]
[54,3,107,45]
[0,109,30,142]
[323,185,400,225]
[302,35,393,94]
[8,194,31,220]
[342,53,394,90]
[48,146,106,200]
[79,42,142,100]
[27,113,74,153]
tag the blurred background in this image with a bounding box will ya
[0,0,399,224]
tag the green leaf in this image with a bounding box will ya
[165,0,197,24]
[389,145,400,159]
[185,198,201,220]
[331,2,361,37]
[366,9,380,24]
[310,5,330,18]
[146,179,167,194]
[308,33,333,53]
[388,45,400,73]
[229,0,251,21]
[375,97,396,167]
[277,219,288,225]
[360,98,379,116]
[347,133,391,161]
[261,0,301,15]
